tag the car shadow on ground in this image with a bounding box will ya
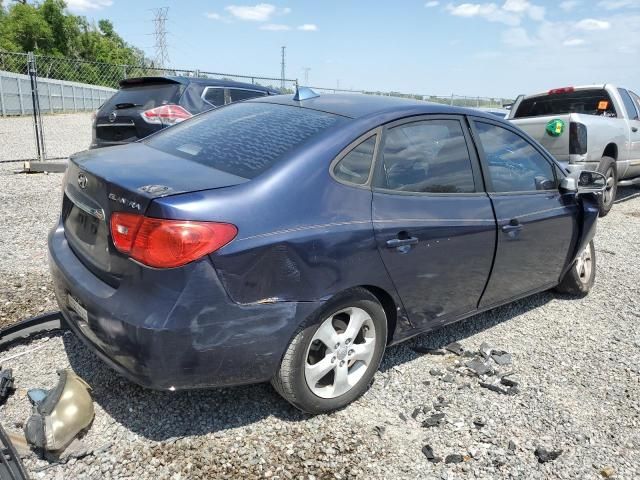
[62,288,564,442]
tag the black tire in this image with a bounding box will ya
[555,240,596,296]
[271,288,387,414]
[597,157,617,217]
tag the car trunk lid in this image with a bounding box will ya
[62,144,248,285]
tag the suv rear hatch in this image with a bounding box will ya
[62,144,247,285]
[92,77,186,148]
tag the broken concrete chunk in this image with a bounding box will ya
[500,376,519,388]
[445,453,464,464]
[412,345,446,355]
[422,445,442,463]
[442,373,455,383]
[534,446,563,463]
[444,342,464,356]
[479,342,493,359]
[491,350,513,366]
[399,413,408,422]
[600,466,615,478]
[430,368,444,377]
[411,408,422,419]
[466,357,493,376]
[422,413,446,428]
[473,417,486,428]
[479,382,509,395]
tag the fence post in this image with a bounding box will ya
[72,85,77,112]
[17,78,25,115]
[0,76,5,117]
[27,52,46,161]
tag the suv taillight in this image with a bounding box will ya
[569,122,588,155]
[110,212,237,268]
[141,104,192,126]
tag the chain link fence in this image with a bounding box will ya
[0,50,512,166]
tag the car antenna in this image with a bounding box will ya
[293,85,320,101]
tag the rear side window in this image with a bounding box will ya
[474,122,557,193]
[631,91,640,113]
[376,119,475,194]
[229,88,267,103]
[513,89,617,118]
[333,136,376,185]
[618,88,639,120]
[102,82,182,111]
[203,87,225,107]
[146,102,343,179]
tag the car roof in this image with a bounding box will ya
[251,93,500,121]
[119,76,278,93]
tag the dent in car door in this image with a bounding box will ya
[471,118,579,308]
[371,116,496,329]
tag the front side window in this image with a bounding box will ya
[375,119,475,193]
[229,88,267,103]
[333,135,376,185]
[146,102,343,179]
[474,122,557,193]
[631,91,640,114]
[618,88,640,120]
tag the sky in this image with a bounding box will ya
[64,0,640,98]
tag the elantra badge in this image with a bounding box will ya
[109,111,117,123]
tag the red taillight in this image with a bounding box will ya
[110,213,237,268]
[141,104,192,126]
[548,86,575,95]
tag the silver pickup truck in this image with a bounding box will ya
[508,85,640,216]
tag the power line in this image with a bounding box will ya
[280,46,286,90]
[151,7,170,69]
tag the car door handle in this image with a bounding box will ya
[386,237,419,248]
[501,220,523,234]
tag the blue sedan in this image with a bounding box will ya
[49,89,602,413]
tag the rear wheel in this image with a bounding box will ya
[597,157,617,217]
[271,288,387,414]
[555,240,596,295]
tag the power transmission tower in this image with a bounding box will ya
[152,7,170,69]
[280,46,286,90]
[303,67,311,85]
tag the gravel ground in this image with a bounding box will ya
[0,113,92,161]
[0,165,639,479]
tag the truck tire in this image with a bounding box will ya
[555,240,596,296]
[596,157,617,217]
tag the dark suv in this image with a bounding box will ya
[90,76,278,148]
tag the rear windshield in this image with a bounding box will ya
[101,82,183,111]
[145,102,344,179]
[513,89,617,118]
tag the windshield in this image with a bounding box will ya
[145,102,344,179]
[513,89,617,118]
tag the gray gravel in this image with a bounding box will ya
[0,165,639,479]
[0,113,92,162]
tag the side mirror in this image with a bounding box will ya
[560,170,606,195]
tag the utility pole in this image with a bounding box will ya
[303,67,311,85]
[280,46,286,90]
[152,7,170,69]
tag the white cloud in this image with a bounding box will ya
[559,0,580,11]
[446,1,544,25]
[563,38,586,46]
[575,18,611,30]
[65,0,112,11]
[502,27,536,46]
[297,23,318,31]
[598,0,640,9]
[225,3,283,21]
[260,23,291,31]
[206,12,222,20]
[425,1,440,6]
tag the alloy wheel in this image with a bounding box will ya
[602,167,615,207]
[575,244,593,284]
[304,307,376,399]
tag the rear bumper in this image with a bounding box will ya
[48,222,322,390]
